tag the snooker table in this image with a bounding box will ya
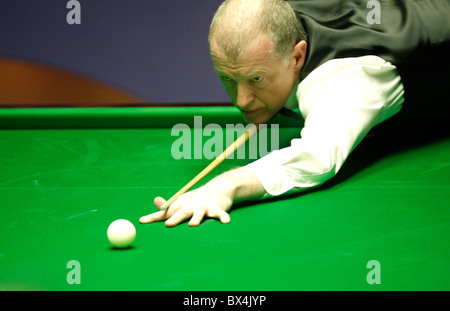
[0,105,449,292]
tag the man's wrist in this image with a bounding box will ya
[213,168,266,202]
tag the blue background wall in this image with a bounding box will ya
[0,0,229,103]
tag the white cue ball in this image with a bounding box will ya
[107,219,136,248]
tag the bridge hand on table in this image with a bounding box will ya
[139,187,232,227]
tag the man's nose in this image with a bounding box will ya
[236,82,254,111]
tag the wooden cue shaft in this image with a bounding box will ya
[161,123,259,212]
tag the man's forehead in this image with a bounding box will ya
[210,36,275,71]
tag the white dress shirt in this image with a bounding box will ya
[245,55,405,197]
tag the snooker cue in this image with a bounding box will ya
[160,123,259,212]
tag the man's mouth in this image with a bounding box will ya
[243,108,261,115]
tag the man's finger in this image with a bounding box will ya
[154,196,167,210]
[207,207,231,224]
[219,211,231,224]
[189,208,206,227]
[139,210,166,224]
[165,210,192,227]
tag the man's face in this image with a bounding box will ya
[210,36,304,124]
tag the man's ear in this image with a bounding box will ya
[291,40,307,71]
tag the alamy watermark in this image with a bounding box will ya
[66,0,81,25]
[66,1,380,26]
[366,0,381,25]
[366,259,381,285]
[66,259,81,285]
[170,116,279,160]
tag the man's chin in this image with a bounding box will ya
[243,112,274,125]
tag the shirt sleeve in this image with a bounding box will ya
[244,55,404,197]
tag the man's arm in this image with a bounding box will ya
[245,55,404,197]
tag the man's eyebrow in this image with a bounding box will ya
[214,67,268,77]
[246,69,268,76]
[214,68,228,76]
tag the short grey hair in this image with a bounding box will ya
[209,0,307,62]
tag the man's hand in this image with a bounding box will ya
[139,168,266,227]
[139,186,233,227]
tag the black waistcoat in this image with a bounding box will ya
[286,0,450,80]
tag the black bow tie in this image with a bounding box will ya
[279,107,302,120]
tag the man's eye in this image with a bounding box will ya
[252,77,264,83]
